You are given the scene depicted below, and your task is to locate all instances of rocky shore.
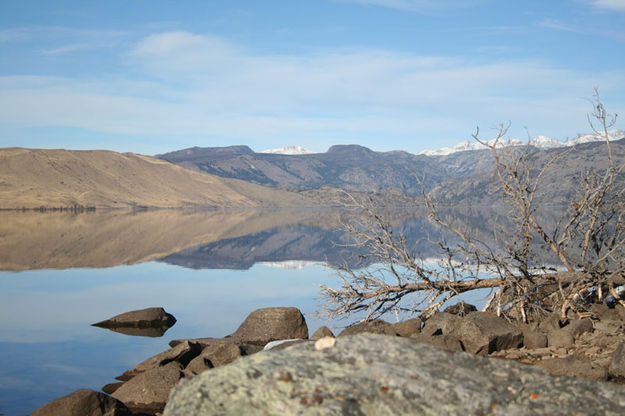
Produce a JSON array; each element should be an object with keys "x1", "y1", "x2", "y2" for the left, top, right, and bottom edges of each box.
[{"x1": 32, "y1": 302, "x2": 625, "y2": 415}]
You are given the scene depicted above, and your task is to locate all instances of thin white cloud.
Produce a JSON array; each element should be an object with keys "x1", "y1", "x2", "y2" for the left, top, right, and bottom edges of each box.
[
  {"x1": 588, "y1": 0, "x2": 625, "y2": 11},
  {"x1": 1, "y1": 31, "x2": 624, "y2": 153},
  {"x1": 538, "y1": 18, "x2": 583, "y2": 33},
  {"x1": 538, "y1": 17, "x2": 625, "y2": 41},
  {"x1": 0, "y1": 28, "x2": 32, "y2": 42},
  {"x1": 337, "y1": 0, "x2": 486, "y2": 12},
  {"x1": 40, "y1": 43, "x2": 90, "y2": 55}
]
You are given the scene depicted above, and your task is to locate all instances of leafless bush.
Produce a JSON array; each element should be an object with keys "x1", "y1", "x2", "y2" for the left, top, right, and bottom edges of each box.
[{"x1": 321, "y1": 89, "x2": 625, "y2": 323}]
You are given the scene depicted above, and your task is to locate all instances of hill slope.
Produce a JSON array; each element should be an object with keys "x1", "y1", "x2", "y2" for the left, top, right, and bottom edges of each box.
[
  {"x1": 0, "y1": 148, "x2": 311, "y2": 209},
  {"x1": 160, "y1": 138, "x2": 625, "y2": 205}
]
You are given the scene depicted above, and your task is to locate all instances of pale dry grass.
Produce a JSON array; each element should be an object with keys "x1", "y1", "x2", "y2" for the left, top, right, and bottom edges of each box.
[{"x1": 0, "y1": 148, "x2": 311, "y2": 209}]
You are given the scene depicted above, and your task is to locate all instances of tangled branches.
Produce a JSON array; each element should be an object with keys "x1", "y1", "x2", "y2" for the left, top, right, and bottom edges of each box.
[{"x1": 321, "y1": 89, "x2": 625, "y2": 323}]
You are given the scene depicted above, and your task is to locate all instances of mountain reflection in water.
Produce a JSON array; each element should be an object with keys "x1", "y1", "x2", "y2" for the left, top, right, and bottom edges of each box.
[{"x1": 0, "y1": 207, "x2": 567, "y2": 272}]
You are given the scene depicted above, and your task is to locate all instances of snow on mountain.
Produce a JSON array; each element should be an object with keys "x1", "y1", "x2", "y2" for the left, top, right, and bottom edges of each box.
[
  {"x1": 418, "y1": 138, "x2": 523, "y2": 156},
  {"x1": 419, "y1": 129, "x2": 624, "y2": 156},
  {"x1": 258, "y1": 260, "x2": 318, "y2": 270},
  {"x1": 260, "y1": 146, "x2": 315, "y2": 155},
  {"x1": 564, "y1": 129, "x2": 625, "y2": 146}
]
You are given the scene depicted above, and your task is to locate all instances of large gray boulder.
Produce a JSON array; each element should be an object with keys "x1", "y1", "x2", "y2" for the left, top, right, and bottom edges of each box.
[
  {"x1": 32, "y1": 389, "x2": 131, "y2": 416},
  {"x1": 164, "y1": 334, "x2": 625, "y2": 416},
  {"x1": 92, "y1": 307, "x2": 176, "y2": 328},
  {"x1": 227, "y1": 307, "x2": 309, "y2": 346}
]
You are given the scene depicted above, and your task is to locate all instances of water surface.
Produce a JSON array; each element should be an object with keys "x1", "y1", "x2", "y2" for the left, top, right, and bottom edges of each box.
[{"x1": 0, "y1": 207, "x2": 513, "y2": 415}]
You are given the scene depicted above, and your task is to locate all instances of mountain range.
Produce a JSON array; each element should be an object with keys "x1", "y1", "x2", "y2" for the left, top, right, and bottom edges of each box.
[
  {"x1": 158, "y1": 130, "x2": 625, "y2": 204},
  {"x1": 2, "y1": 129, "x2": 623, "y2": 210}
]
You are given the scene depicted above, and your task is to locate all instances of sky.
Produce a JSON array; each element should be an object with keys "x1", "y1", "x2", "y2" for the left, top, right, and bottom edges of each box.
[{"x1": 0, "y1": 0, "x2": 624, "y2": 155}]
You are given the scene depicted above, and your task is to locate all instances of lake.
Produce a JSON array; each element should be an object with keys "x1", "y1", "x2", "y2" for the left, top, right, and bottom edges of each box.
[{"x1": 0, "y1": 208, "x2": 497, "y2": 415}]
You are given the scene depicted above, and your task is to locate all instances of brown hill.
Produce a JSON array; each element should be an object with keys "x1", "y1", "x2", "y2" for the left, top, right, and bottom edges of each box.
[{"x1": 0, "y1": 148, "x2": 311, "y2": 209}]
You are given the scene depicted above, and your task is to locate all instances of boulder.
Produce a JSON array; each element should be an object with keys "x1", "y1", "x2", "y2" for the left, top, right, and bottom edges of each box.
[
  {"x1": 565, "y1": 318, "x2": 594, "y2": 339},
  {"x1": 32, "y1": 389, "x2": 131, "y2": 416},
  {"x1": 228, "y1": 307, "x2": 309, "y2": 346},
  {"x1": 538, "y1": 313, "x2": 568, "y2": 332},
  {"x1": 185, "y1": 353, "x2": 213, "y2": 375},
  {"x1": 521, "y1": 327, "x2": 548, "y2": 349},
  {"x1": 421, "y1": 312, "x2": 463, "y2": 336},
  {"x1": 163, "y1": 334, "x2": 625, "y2": 415},
  {"x1": 547, "y1": 329, "x2": 575, "y2": 349},
  {"x1": 112, "y1": 361, "x2": 184, "y2": 414},
  {"x1": 338, "y1": 319, "x2": 397, "y2": 337},
  {"x1": 444, "y1": 301, "x2": 477, "y2": 317},
  {"x1": 455, "y1": 312, "x2": 523, "y2": 355},
  {"x1": 310, "y1": 326, "x2": 335, "y2": 340},
  {"x1": 101, "y1": 382, "x2": 124, "y2": 395},
  {"x1": 537, "y1": 355, "x2": 608, "y2": 381},
  {"x1": 392, "y1": 318, "x2": 421, "y2": 337},
  {"x1": 116, "y1": 340, "x2": 201, "y2": 380},
  {"x1": 410, "y1": 332, "x2": 464, "y2": 352},
  {"x1": 608, "y1": 341, "x2": 625, "y2": 381},
  {"x1": 92, "y1": 307, "x2": 176, "y2": 328},
  {"x1": 186, "y1": 342, "x2": 244, "y2": 375}
]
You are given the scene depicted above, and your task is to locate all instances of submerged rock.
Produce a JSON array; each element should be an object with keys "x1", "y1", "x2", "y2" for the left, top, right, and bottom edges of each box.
[
  {"x1": 97, "y1": 325, "x2": 171, "y2": 337},
  {"x1": 164, "y1": 334, "x2": 625, "y2": 415},
  {"x1": 92, "y1": 307, "x2": 176, "y2": 329}
]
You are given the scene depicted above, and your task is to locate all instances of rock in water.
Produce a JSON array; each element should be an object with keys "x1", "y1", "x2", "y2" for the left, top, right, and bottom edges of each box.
[
  {"x1": 164, "y1": 334, "x2": 625, "y2": 416},
  {"x1": 32, "y1": 389, "x2": 131, "y2": 416},
  {"x1": 92, "y1": 307, "x2": 176, "y2": 329},
  {"x1": 227, "y1": 307, "x2": 308, "y2": 346}
]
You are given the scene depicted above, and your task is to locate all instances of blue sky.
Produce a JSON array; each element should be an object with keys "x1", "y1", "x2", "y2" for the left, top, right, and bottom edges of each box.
[{"x1": 0, "y1": 0, "x2": 624, "y2": 154}]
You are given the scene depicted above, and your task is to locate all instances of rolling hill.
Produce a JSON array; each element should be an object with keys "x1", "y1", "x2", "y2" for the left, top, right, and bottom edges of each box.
[{"x1": 0, "y1": 148, "x2": 312, "y2": 209}]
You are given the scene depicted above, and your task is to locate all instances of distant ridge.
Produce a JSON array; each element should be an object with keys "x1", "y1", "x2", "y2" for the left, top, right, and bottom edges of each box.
[{"x1": 418, "y1": 129, "x2": 625, "y2": 156}]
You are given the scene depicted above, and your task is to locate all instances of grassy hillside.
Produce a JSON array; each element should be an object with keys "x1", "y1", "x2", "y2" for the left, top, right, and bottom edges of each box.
[{"x1": 0, "y1": 148, "x2": 311, "y2": 209}]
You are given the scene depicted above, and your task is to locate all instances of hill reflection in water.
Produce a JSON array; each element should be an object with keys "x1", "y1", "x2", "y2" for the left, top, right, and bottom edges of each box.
[{"x1": 0, "y1": 206, "x2": 567, "y2": 272}]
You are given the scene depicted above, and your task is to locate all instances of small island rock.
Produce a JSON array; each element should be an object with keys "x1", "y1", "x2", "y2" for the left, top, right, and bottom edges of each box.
[{"x1": 92, "y1": 307, "x2": 176, "y2": 328}]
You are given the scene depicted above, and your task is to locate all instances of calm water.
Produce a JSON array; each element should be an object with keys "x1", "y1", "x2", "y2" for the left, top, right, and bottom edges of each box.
[{"x1": 0, "y1": 208, "x2": 497, "y2": 415}]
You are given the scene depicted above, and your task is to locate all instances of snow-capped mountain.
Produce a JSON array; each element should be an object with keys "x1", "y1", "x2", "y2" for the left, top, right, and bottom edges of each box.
[
  {"x1": 564, "y1": 130, "x2": 625, "y2": 146},
  {"x1": 419, "y1": 129, "x2": 624, "y2": 156},
  {"x1": 260, "y1": 145, "x2": 315, "y2": 155}
]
